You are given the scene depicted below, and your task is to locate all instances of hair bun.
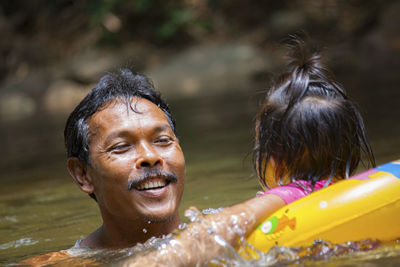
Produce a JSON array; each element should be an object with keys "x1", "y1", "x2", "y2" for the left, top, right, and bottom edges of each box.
[{"x1": 277, "y1": 36, "x2": 347, "y2": 107}]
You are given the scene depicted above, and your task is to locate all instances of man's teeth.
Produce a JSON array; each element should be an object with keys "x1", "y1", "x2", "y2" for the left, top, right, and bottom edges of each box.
[{"x1": 137, "y1": 181, "x2": 166, "y2": 190}]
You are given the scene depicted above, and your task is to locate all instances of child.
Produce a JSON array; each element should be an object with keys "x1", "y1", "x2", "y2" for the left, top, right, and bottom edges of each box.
[{"x1": 254, "y1": 38, "x2": 375, "y2": 203}]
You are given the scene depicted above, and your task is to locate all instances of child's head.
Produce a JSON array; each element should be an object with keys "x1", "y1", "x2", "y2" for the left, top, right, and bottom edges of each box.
[{"x1": 254, "y1": 39, "x2": 375, "y2": 190}]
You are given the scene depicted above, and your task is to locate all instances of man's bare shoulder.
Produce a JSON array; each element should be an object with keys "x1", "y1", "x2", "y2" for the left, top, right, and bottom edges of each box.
[
  {"x1": 18, "y1": 250, "x2": 71, "y2": 266},
  {"x1": 18, "y1": 250, "x2": 100, "y2": 266}
]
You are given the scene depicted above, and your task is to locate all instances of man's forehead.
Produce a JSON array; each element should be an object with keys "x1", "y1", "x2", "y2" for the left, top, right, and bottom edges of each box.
[{"x1": 89, "y1": 97, "x2": 170, "y2": 130}]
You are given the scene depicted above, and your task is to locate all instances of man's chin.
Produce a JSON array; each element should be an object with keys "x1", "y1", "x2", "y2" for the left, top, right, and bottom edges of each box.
[
  {"x1": 146, "y1": 213, "x2": 177, "y2": 223},
  {"x1": 141, "y1": 201, "x2": 180, "y2": 224}
]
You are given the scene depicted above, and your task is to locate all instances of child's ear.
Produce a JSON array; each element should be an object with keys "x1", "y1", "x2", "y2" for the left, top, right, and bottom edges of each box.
[{"x1": 67, "y1": 158, "x2": 94, "y2": 194}]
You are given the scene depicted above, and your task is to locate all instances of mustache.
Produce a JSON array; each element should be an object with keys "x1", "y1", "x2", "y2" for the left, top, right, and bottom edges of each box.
[{"x1": 127, "y1": 169, "x2": 178, "y2": 191}]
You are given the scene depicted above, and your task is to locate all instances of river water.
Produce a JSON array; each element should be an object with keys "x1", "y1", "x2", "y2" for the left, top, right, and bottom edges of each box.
[{"x1": 0, "y1": 73, "x2": 399, "y2": 265}]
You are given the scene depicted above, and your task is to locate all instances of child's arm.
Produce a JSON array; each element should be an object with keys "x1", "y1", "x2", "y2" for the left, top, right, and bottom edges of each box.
[{"x1": 122, "y1": 194, "x2": 285, "y2": 266}]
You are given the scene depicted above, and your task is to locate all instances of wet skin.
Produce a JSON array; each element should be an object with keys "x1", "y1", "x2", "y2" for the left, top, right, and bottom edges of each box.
[{"x1": 68, "y1": 97, "x2": 185, "y2": 247}]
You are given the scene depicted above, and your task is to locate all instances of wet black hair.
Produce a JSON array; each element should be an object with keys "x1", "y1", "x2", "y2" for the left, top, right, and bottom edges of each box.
[
  {"x1": 64, "y1": 69, "x2": 176, "y2": 200},
  {"x1": 254, "y1": 38, "x2": 375, "y2": 190}
]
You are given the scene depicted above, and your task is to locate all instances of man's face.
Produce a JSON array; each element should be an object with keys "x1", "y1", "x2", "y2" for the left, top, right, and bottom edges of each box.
[{"x1": 86, "y1": 97, "x2": 185, "y2": 223}]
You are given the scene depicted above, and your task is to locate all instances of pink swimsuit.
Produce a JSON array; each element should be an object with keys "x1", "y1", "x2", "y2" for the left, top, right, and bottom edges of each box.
[{"x1": 262, "y1": 180, "x2": 332, "y2": 204}]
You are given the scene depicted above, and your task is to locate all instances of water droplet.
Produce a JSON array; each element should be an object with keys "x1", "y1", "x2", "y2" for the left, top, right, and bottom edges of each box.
[
  {"x1": 143, "y1": 228, "x2": 147, "y2": 233},
  {"x1": 178, "y1": 223, "x2": 187, "y2": 230}
]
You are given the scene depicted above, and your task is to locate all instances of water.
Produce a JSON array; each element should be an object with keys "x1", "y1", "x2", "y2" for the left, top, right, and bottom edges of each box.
[{"x1": 1, "y1": 83, "x2": 400, "y2": 265}]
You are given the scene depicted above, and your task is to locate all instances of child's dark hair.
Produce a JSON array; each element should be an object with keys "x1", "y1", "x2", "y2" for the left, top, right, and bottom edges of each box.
[{"x1": 254, "y1": 38, "x2": 375, "y2": 190}]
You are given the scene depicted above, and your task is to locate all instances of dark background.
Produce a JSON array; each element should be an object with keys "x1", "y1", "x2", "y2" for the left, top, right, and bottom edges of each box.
[{"x1": 1, "y1": 0, "x2": 399, "y2": 182}]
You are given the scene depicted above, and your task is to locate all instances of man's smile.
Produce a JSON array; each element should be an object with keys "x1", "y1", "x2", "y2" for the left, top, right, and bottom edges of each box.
[
  {"x1": 135, "y1": 178, "x2": 169, "y2": 191},
  {"x1": 128, "y1": 170, "x2": 178, "y2": 192}
]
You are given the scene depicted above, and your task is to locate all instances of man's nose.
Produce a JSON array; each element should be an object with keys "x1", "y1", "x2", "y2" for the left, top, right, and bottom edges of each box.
[{"x1": 135, "y1": 141, "x2": 163, "y2": 168}]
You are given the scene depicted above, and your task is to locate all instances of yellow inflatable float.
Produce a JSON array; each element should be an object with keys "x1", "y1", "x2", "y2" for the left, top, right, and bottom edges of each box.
[{"x1": 246, "y1": 159, "x2": 400, "y2": 254}]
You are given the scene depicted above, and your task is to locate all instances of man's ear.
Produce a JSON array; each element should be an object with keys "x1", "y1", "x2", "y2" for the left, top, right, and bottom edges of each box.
[{"x1": 67, "y1": 158, "x2": 94, "y2": 194}]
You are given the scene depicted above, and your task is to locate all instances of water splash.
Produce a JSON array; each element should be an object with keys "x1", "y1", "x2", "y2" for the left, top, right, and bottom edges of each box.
[
  {"x1": 238, "y1": 238, "x2": 400, "y2": 266},
  {"x1": 26, "y1": 207, "x2": 399, "y2": 266},
  {"x1": 113, "y1": 207, "x2": 400, "y2": 266},
  {"x1": 0, "y1": 238, "x2": 39, "y2": 250},
  {"x1": 54, "y1": 237, "x2": 399, "y2": 266}
]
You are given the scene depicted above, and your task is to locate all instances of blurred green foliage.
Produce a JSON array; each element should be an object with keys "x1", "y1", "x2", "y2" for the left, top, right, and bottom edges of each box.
[
  {"x1": 82, "y1": 0, "x2": 209, "y2": 43},
  {"x1": 156, "y1": 8, "x2": 194, "y2": 40},
  {"x1": 0, "y1": 0, "x2": 396, "y2": 82},
  {"x1": 87, "y1": 0, "x2": 123, "y2": 26},
  {"x1": 2, "y1": 0, "x2": 392, "y2": 46}
]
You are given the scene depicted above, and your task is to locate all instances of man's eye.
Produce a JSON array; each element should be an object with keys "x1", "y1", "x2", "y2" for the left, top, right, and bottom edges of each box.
[
  {"x1": 155, "y1": 137, "x2": 173, "y2": 144},
  {"x1": 109, "y1": 143, "x2": 130, "y2": 152}
]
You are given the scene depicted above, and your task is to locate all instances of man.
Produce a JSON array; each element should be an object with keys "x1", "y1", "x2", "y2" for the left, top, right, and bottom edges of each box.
[
  {"x1": 20, "y1": 69, "x2": 188, "y2": 265},
  {"x1": 64, "y1": 69, "x2": 185, "y2": 248}
]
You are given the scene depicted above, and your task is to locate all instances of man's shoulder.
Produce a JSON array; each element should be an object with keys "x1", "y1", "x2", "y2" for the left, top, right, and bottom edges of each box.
[{"x1": 18, "y1": 250, "x2": 71, "y2": 266}]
